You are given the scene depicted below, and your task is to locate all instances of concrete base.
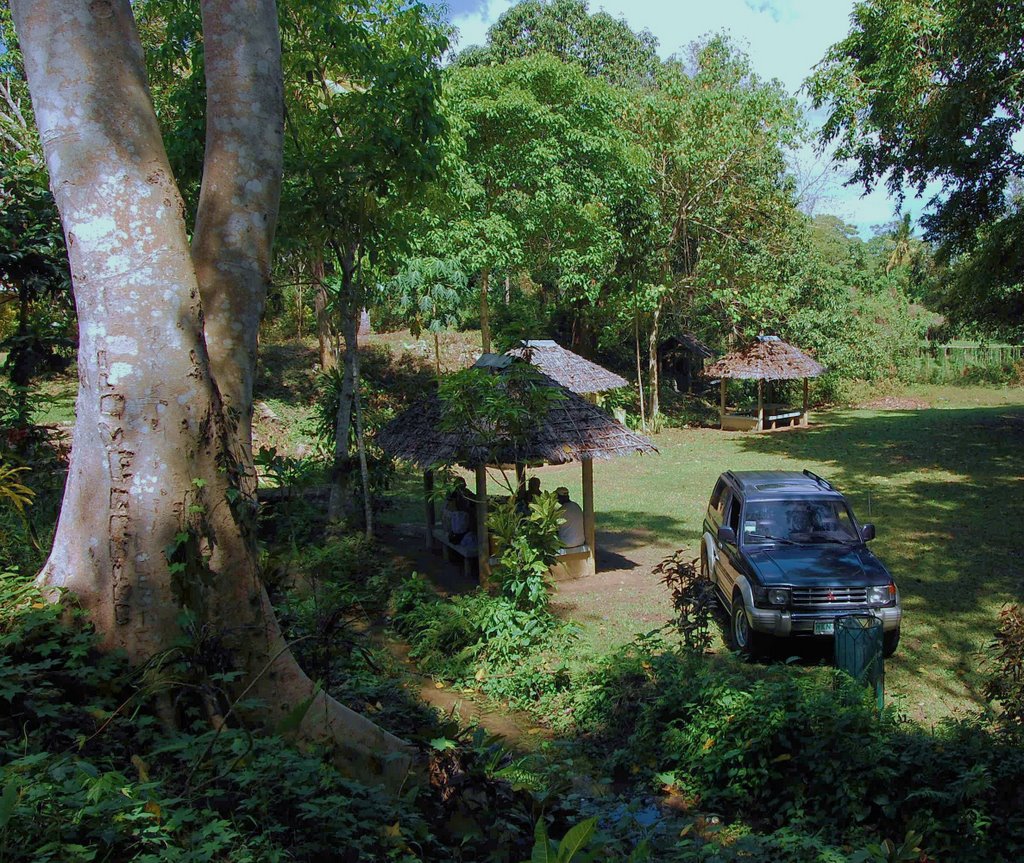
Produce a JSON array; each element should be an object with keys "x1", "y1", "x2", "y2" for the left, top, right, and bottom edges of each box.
[{"x1": 549, "y1": 546, "x2": 594, "y2": 581}]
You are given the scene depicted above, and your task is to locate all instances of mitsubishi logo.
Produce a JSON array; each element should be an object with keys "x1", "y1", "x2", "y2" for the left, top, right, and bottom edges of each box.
[{"x1": 826, "y1": 590, "x2": 835, "y2": 601}]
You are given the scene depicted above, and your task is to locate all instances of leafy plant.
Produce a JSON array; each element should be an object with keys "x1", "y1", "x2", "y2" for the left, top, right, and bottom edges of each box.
[
  {"x1": 522, "y1": 816, "x2": 598, "y2": 863},
  {"x1": 488, "y1": 491, "x2": 564, "y2": 612},
  {"x1": 985, "y1": 604, "x2": 1024, "y2": 736},
  {"x1": 655, "y1": 550, "x2": 715, "y2": 654}
]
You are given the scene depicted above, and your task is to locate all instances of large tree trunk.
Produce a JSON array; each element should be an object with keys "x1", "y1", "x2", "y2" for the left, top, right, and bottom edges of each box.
[{"x1": 13, "y1": 0, "x2": 413, "y2": 791}]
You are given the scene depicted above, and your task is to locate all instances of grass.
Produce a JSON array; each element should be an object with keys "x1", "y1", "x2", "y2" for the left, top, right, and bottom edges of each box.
[
  {"x1": 19, "y1": 344, "x2": 1024, "y2": 725},
  {"x1": 385, "y1": 382, "x2": 1024, "y2": 725}
]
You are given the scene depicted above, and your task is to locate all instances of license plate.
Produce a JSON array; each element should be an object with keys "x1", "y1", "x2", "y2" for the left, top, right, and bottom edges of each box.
[{"x1": 814, "y1": 621, "x2": 835, "y2": 636}]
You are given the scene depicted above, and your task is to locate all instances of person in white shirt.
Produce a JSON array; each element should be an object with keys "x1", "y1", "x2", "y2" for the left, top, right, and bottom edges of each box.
[{"x1": 555, "y1": 486, "x2": 585, "y2": 548}]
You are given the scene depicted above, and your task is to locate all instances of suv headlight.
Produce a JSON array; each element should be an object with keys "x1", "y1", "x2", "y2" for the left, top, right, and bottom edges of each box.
[
  {"x1": 867, "y1": 584, "x2": 894, "y2": 605},
  {"x1": 767, "y1": 588, "x2": 790, "y2": 607}
]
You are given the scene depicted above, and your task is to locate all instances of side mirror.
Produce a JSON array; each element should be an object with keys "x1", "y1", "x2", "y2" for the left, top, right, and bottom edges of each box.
[
  {"x1": 717, "y1": 525, "x2": 737, "y2": 545},
  {"x1": 860, "y1": 523, "x2": 876, "y2": 542}
]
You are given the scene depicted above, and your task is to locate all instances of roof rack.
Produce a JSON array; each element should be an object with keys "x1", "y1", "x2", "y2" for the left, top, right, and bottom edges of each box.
[{"x1": 802, "y1": 468, "x2": 833, "y2": 490}]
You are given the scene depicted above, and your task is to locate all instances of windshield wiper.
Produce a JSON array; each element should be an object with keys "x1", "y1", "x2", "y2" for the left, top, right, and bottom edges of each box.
[{"x1": 746, "y1": 533, "x2": 800, "y2": 546}]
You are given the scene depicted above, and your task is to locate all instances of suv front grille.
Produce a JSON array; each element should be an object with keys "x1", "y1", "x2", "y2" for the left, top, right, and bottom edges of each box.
[{"x1": 791, "y1": 586, "x2": 868, "y2": 607}]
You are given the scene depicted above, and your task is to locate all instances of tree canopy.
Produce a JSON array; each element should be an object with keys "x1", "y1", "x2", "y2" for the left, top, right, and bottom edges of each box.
[{"x1": 807, "y1": 0, "x2": 1024, "y2": 338}]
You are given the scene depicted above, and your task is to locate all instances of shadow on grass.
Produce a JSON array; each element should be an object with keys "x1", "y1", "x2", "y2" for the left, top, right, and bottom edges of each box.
[
  {"x1": 734, "y1": 403, "x2": 1024, "y2": 711},
  {"x1": 596, "y1": 511, "x2": 696, "y2": 551}
]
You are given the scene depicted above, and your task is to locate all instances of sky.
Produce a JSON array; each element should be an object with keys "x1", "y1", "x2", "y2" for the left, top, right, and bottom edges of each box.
[{"x1": 438, "y1": 0, "x2": 934, "y2": 236}]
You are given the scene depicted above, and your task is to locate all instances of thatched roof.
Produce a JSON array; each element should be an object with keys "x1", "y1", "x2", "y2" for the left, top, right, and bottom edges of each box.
[
  {"x1": 704, "y1": 336, "x2": 825, "y2": 381},
  {"x1": 505, "y1": 340, "x2": 628, "y2": 394},
  {"x1": 378, "y1": 355, "x2": 655, "y2": 469},
  {"x1": 661, "y1": 333, "x2": 715, "y2": 359}
]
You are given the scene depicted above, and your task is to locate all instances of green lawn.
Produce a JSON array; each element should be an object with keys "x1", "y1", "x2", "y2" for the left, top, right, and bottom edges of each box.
[
  {"x1": 27, "y1": 360, "x2": 1024, "y2": 723},
  {"x1": 386, "y1": 383, "x2": 1024, "y2": 724}
]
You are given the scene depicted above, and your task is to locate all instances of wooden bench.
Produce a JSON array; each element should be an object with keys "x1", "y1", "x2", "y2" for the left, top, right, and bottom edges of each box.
[{"x1": 432, "y1": 528, "x2": 478, "y2": 579}]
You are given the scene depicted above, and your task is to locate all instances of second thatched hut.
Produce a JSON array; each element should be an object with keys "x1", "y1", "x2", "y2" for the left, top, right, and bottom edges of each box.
[{"x1": 704, "y1": 335, "x2": 825, "y2": 431}]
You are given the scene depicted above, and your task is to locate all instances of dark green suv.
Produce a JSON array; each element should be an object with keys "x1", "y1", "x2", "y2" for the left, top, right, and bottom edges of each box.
[{"x1": 701, "y1": 469, "x2": 901, "y2": 657}]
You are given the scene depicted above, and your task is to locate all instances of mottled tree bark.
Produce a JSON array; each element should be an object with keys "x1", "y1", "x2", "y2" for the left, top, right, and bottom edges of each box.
[{"x1": 13, "y1": 0, "x2": 413, "y2": 790}]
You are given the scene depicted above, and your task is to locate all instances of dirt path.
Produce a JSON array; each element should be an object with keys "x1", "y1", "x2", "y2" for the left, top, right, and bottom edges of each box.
[
  {"x1": 376, "y1": 524, "x2": 553, "y2": 747},
  {"x1": 379, "y1": 521, "x2": 681, "y2": 660}
]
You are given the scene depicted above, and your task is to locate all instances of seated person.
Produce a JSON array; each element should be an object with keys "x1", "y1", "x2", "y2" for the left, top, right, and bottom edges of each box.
[
  {"x1": 519, "y1": 476, "x2": 542, "y2": 513},
  {"x1": 457, "y1": 529, "x2": 478, "y2": 557},
  {"x1": 555, "y1": 486, "x2": 585, "y2": 548},
  {"x1": 443, "y1": 477, "x2": 471, "y2": 542}
]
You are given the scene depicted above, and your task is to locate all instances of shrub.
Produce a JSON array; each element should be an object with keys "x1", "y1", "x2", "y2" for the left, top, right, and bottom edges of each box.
[
  {"x1": 487, "y1": 491, "x2": 563, "y2": 613},
  {"x1": 985, "y1": 604, "x2": 1024, "y2": 736}
]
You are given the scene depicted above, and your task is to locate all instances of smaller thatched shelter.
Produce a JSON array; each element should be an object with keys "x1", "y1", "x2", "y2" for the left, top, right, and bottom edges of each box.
[
  {"x1": 660, "y1": 333, "x2": 715, "y2": 393},
  {"x1": 379, "y1": 354, "x2": 654, "y2": 582},
  {"x1": 704, "y1": 335, "x2": 825, "y2": 431},
  {"x1": 506, "y1": 340, "x2": 627, "y2": 395}
]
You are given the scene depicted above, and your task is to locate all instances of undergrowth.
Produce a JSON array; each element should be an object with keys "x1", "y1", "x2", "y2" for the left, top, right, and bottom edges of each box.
[{"x1": 389, "y1": 563, "x2": 1024, "y2": 861}]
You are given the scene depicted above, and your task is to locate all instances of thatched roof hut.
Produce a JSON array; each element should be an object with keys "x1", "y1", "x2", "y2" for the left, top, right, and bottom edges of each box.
[
  {"x1": 378, "y1": 354, "x2": 653, "y2": 469},
  {"x1": 379, "y1": 354, "x2": 654, "y2": 583},
  {"x1": 505, "y1": 339, "x2": 628, "y2": 394},
  {"x1": 704, "y1": 336, "x2": 824, "y2": 432},
  {"x1": 704, "y1": 335, "x2": 825, "y2": 381}
]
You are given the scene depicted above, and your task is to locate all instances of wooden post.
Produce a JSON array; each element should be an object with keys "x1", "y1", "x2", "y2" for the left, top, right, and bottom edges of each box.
[
  {"x1": 756, "y1": 379, "x2": 764, "y2": 432},
  {"x1": 515, "y1": 462, "x2": 526, "y2": 496},
  {"x1": 582, "y1": 457, "x2": 596, "y2": 577},
  {"x1": 719, "y1": 378, "x2": 726, "y2": 430},
  {"x1": 802, "y1": 378, "x2": 809, "y2": 427},
  {"x1": 424, "y1": 469, "x2": 437, "y2": 551},
  {"x1": 475, "y1": 465, "x2": 491, "y2": 587}
]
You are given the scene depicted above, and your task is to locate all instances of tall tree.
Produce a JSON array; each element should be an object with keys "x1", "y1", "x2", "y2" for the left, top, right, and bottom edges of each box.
[
  {"x1": 11, "y1": 0, "x2": 412, "y2": 787},
  {"x1": 458, "y1": 0, "x2": 660, "y2": 89},
  {"x1": 807, "y1": 0, "x2": 1024, "y2": 337},
  {"x1": 421, "y1": 54, "x2": 639, "y2": 352},
  {"x1": 275, "y1": 0, "x2": 447, "y2": 527},
  {"x1": 629, "y1": 36, "x2": 801, "y2": 418}
]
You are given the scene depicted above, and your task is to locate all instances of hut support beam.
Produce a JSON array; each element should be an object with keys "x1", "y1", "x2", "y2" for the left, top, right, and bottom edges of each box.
[
  {"x1": 757, "y1": 379, "x2": 764, "y2": 432},
  {"x1": 719, "y1": 378, "x2": 726, "y2": 430},
  {"x1": 423, "y1": 469, "x2": 437, "y2": 551},
  {"x1": 475, "y1": 465, "x2": 491, "y2": 588},
  {"x1": 582, "y1": 458, "x2": 596, "y2": 577},
  {"x1": 802, "y1": 379, "x2": 809, "y2": 427}
]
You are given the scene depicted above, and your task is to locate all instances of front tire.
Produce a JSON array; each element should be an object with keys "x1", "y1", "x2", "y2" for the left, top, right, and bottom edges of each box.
[
  {"x1": 883, "y1": 627, "x2": 900, "y2": 658},
  {"x1": 730, "y1": 595, "x2": 766, "y2": 658}
]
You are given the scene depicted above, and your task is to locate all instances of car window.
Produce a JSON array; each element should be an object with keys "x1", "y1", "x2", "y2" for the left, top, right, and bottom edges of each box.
[
  {"x1": 710, "y1": 478, "x2": 725, "y2": 512},
  {"x1": 727, "y1": 496, "x2": 741, "y2": 533},
  {"x1": 743, "y1": 497, "x2": 859, "y2": 544}
]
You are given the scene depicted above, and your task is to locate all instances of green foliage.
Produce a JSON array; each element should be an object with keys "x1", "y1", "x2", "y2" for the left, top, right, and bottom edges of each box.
[
  {"x1": 807, "y1": 0, "x2": 1024, "y2": 339},
  {"x1": 985, "y1": 604, "x2": 1024, "y2": 737},
  {"x1": 411, "y1": 52, "x2": 644, "y2": 324},
  {"x1": 522, "y1": 816, "x2": 599, "y2": 863},
  {"x1": 437, "y1": 363, "x2": 566, "y2": 466},
  {"x1": 488, "y1": 491, "x2": 563, "y2": 612},
  {"x1": 377, "y1": 256, "x2": 470, "y2": 342},
  {"x1": 0, "y1": 571, "x2": 447, "y2": 862},
  {"x1": 463, "y1": 0, "x2": 660, "y2": 89},
  {"x1": 655, "y1": 551, "x2": 714, "y2": 654},
  {"x1": 311, "y1": 364, "x2": 398, "y2": 520}
]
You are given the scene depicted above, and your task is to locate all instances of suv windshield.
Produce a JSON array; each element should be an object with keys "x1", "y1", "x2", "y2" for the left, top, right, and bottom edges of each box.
[{"x1": 742, "y1": 497, "x2": 859, "y2": 545}]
